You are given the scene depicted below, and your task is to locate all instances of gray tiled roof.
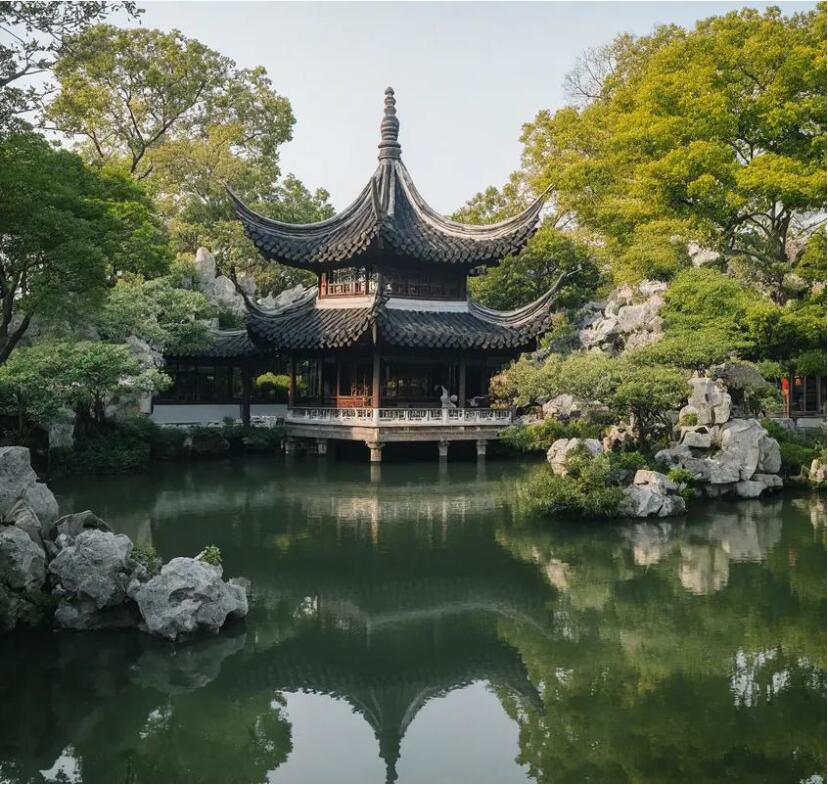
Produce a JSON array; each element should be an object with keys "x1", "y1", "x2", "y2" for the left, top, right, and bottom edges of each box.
[
  {"x1": 245, "y1": 285, "x2": 560, "y2": 352},
  {"x1": 168, "y1": 330, "x2": 259, "y2": 359},
  {"x1": 228, "y1": 89, "x2": 547, "y2": 272}
]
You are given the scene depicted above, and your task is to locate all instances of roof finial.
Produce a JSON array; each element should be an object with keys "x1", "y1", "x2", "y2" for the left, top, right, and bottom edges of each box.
[{"x1": 378, "y1": 86, "x2": 401, "y2": 161}]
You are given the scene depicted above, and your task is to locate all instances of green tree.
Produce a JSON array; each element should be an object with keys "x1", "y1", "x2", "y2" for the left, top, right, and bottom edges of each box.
[
  {"x1": 0, "y1": 132, "x2": 169, "y2": 362},
  {"x1": 46, "y1": 23, "x2": 333, "y2": 296},
  {"x1": 518, "y1": 6, "x2": 826, "y2": 295},
  {"x1": 0, "y1": 1, "x2": 139, "y2": 132}
]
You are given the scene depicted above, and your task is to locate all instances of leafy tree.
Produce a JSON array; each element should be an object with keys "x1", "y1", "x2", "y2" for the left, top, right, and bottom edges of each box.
[
  {"x1": 0, "y1": 340, "x2": 168, "y2": 435},
  {"x1": 0, "y1": 1, "x2": 139, "y2": 132},
  {"x1": 518, "y1": 6, "x2": 826, "y2": 295},
  {"x1": 454, "y1": 179, "x2": 601, "y2": 310},
  {"x1": 612, "y1": 363, "x2": 686, "y2": 447},
  {"x1": 95, "y1": 263, "x2": 215, "y2": 355},
  {"x1": 0, "y1": 132, "x2": 169, "y2": 362},
  {"x1": 46, "y1": 23, "x2": 333, "y2": 296}
]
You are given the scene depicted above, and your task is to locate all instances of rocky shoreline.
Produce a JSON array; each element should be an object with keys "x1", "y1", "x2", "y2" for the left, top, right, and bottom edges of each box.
[{"x1": 0, "y1": 446, "x2": 248, "y2": 638}]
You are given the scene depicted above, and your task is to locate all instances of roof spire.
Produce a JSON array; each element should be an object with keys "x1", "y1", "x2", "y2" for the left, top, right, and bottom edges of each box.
[{"x1": 378, "y1": 86, "x2": 401, "y2": 161}]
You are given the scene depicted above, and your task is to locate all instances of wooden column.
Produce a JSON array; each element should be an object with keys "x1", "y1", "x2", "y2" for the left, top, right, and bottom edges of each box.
[
  {"x1": 335, "y1": 359, "x2": 341, "y2": 403},
  {"x1": 241, "y1": 364, "x2": 251, "y2": 426},
  {"x1": 372, "y1": 351, "x2": 381, "y2": 409},
  {"x1": 317, "y1": 359, "x2": 324, "y2": 404},
  {"x1": 288, "y1": 354, "x2": 296, "y2": 408},
  {"x1": 458, "y1": 358, "x2": 466, "y2": 409}
]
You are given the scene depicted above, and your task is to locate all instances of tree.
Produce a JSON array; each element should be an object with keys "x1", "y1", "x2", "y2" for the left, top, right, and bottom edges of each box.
[
  {"x1": 95, "y1": 263, "x2": 215, "y2": 355},
  {"x1": 454, "y1": 179, "x2": 601, "y2": 310},
  {"x1": 0, "y1": 340, "x2": 168, "y2": 436},
  {"x1": 0, "y1": 1, "x2": 139, "y2": 132},
  {"x1": 0, "y1": 132, "x2": 169, "y2": 362},
  {"x1": 46, "y1": 23, "x2": 333, "y2": 296},
  {"x1": 518, "y1": 6, "x2": 826, "y2": 295}
]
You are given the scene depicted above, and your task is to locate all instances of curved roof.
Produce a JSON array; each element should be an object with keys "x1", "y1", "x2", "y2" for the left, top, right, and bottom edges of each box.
[
  {"x1": 229, "y1": 87, "x2": 547, "y2": 271},
  {"x1": 246, "y1": 282, "x2": 563, "y2": 351}
]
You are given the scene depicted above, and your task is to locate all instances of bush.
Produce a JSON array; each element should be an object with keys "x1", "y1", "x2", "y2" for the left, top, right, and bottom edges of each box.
[
  {"x1": 520, "y1": 450, "x2": 625, "y2": 518},
  {"x1": 609, "y1": 451, "x2": 650, "y2": 472},
  {"x1": 501, "y1": 417, "x2": 603, "y2": 453},
  {"x1": 132, "y1": 543, "x2": 162, "y2": 575},
  {"x1": 678, "y1": 412, "x2": 698, "y2": 427},
  {"x1": 198, "y1": 545, "x2": 222, "y2": 566},
  {"x1": 63, "y1": 422, "x2": 152, "y2": 475},
  {"x1": 761, "y1": 419, "x2": 824, "y2": 477}
]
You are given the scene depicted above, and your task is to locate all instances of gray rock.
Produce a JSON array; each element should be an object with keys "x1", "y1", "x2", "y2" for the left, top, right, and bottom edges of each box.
[
  {"x1": 0, "y1": 525, "x2": 46, "y2": 593},
  {"x1": 809, "y1": 458, "x2": 826, "y2": 485},
  {"x1": 655, "y1": 445, "x2": 693, "y2": 466},
  {"x1": 542, "y1": 393, "x2": 579, "y2": 419},
  {"x1": 752, "y1": 473, "x2": 784, "y2": 492},
  {"x1": 48, "y1": 510, "x2": 112, "y2": 543},
  {"x1": 680, "y1": 425, "x2": 713, "y2": 449},
  {"x1": 683, "y1": 376, "x2": 732, "y2": 426},
  {"x1": 0, "y1": 582, "x2": 42, "y2": 633},
  {"x1": 719, "y1": 419, "x2": 767, "y2": 480},
  {"x1": 54, "y1": 595, "x2": 140, "y2": 631},
  {"x1": 620, "y1": 483, "x2": 686, "y2": 518},
  {"x1": 0, "y1": 446, "x2": 58, "y2": 528},
  {"x1": 49, "y1": 529, "x2": 133, "y2": 610},
  {"x1": 602, "y1": 424, "x2": 636, "y2": 453},
  {"x1": 633, "y1": 469, "x2": 678, "y2": 494},
  {"x1": 735, "y1": 480, "x2": 765, "y2": 499},
  {"x1": 757, "y1": 434, "x2": 782, "y2": 474},
  {"x1": 546, "y1": 438, "x2": 603, "y2": 476},
  {"x1": 4, "y1": 499, "x2": 42, "y2": 547},
  {"x1": 132, "y1": 557, "x2": 248, "y2": 641}
]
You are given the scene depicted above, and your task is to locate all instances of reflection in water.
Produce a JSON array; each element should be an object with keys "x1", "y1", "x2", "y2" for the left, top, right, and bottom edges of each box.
[{"x1": 0, "y1": 458, "x2": 823, "y2": 783}]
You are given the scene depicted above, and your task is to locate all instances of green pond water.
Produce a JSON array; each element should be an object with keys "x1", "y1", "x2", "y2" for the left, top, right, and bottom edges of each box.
[{"x1": 0, "y1": 457, "x2": 825, "y2": 784}]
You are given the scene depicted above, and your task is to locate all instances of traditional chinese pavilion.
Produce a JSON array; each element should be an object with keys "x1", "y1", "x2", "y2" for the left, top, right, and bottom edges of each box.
[{"x1": 212, "y1": 88, "x2": 564, "y2": 460}]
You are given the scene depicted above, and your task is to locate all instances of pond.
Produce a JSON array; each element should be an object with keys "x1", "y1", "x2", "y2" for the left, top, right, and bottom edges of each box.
[{"x1": 0, "y1": 457, "x2": 825, "y2": 783}]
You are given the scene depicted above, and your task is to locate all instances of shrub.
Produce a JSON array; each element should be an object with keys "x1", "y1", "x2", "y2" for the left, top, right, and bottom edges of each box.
[
  {"x1": 198, "y1": 545, "x2": 222, "y2": 566},
  {"x1": 65, "y1": 422, "x2": 152, "y2": 475},
  {"x1": 761, "y1": 420, "x2": 824, "y2": 477},
  {"x1": 132, "y1": 543, "x2": 162, "y2": 575},
  {"x1": 520, "y1": 451, "x2": 625, "y2": 518},
  {"x1": 501, "y1": 417, "x2": 603, "y2": 453},
  {"x1": 678, "y1": 413, "x2": 698, "y2": 427},
  {"x1": 610, "y1": 451, "x2": 649, "y2": 472}
]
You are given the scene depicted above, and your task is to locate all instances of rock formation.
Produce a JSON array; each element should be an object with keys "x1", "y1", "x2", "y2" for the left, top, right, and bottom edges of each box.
[
  {"x1": 0, "y1": 447, "x2": 248, "y2": 639},
  {"x1": 546, "y1": 437, "x2": 602, "y2": 475},
  {"x1": 619, "y1": 470, "x2": 687, "y2": 519},
  {"x1": 578, "y1": 280, "x2": 665, "y2": 355}
]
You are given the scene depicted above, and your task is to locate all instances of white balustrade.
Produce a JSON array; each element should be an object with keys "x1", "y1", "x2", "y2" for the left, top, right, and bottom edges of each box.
[{"x1": 286, "y1": 407, "x2": 512, "y2": 427}]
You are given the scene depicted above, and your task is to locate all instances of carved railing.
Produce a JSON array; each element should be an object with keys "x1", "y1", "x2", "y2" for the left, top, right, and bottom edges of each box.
[{"x1": 286, "y1": 407, "x2": 513, "y2": 427}]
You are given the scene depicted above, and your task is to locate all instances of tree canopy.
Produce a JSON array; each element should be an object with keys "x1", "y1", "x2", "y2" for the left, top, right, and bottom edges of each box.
[
  {"x1": 517, "y1": 5, "x2": 826, "y2": 294},
  {"x1": 0, "y1": 132, "x2": 169, "y2": 362}
]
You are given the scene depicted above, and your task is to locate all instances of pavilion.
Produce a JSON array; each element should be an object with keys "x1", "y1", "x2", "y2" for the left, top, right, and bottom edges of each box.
[{"x1": 162, "y1": 88, "x2": 567, "y2": 460}]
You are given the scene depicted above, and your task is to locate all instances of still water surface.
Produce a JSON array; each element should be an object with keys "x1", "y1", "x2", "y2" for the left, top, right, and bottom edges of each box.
[{"x1": 1, "y1": 458, "x2": 825, "y2": 783}]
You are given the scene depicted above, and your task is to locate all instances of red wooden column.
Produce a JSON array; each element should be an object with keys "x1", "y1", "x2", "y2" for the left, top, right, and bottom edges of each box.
[{"x1": 372, "y1": 351, "x2": 381, "y2": 409}]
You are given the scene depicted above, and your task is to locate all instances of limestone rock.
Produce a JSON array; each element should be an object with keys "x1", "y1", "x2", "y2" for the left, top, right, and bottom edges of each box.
[
  {"x1": 542, "y1": 394, "x2": 579, "y2": 419},
  {"x1": 603, "y1": 424, "x2": 636, "y2": 453},
  {"x1": 0, "y1": 525, "x2": 46, "y2": 594},
  {"x1": 633, "y1": 469, "x2": 678, "y2": 494},
  {"x1": 0, "y1": 446, "x2": 58, "y2": 528},
  {"x1": 735, "y1": 480, "x2": 765, "y2": 499},
  {"x1": 757, "y1": 434, "x2": 782, "y2": 474},
  {"x1": 131, "y1": 557, "x2": 248, "y2": 641},
  {"x1": 809, "y1": 458, "x2": 826, "y2": 485},
  {"x1": 546, "y1": 438, "x2": 602, "y2": 476},
  {"x1": 49, "y1": 529, "x2": 134, "y2": 612},
  {"x1": 719, "y1": 419, "x2": 766, "y2": 480},
  {"x1": 620, "y1": 470, "x2": 686, "y2": 518},
  {"x1": 4, "y1": 499, "x2": 42, "y2": 547},
  {"x1": 48, "y1": 510, "x2": 112, "y2": 544},
  {"x1": 54, "y1": 596, "x2": 140, "y2": 631},
  {"x1": 680, "y1": 425, "x2": 713, "y2": 449},
  {"x1": 683, "y1": 376, "x2": 731, "y2": 426},
  {"x1": 0, "y1": 583, "x2": 42, "y2": 633}
]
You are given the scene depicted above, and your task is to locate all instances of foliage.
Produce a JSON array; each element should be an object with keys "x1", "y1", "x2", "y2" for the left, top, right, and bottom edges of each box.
[
  {"x1": 66, "y1": 421, "x2": 152, "y2": 475},
  {"x1": 0, "y1": 132, "x2": 169, "y2": 362},
  {"x1": 132, "y1": 542, "x2": 161, "y2": 575},
  {"x1": 46, "y1": 23, "x2": 333, "y2": 297},
  {"x1": 517, "y1": 6, "x2": 826, "y2": 296},
  {"x1": 678, "y1": 413, "x2": 698, "y2": 427},
  {"x1": 0, "y1": 340, "x2": 168, "y2": 440},
  {"x1": 610, "y1": 451, "x2": 650, "y2": 473},
  {"x1": 198, "y1": 545, "x2": 222, "y2": 567},
  {"x1": 493, "y1": 351, "x2": 685, "y2": 445},
  {"x1": 761, "y1": 419, "x2": 824, "y2": 477},
  {"x1": 95, "y1": 269, "x2": 215, "y2": 354},
  {"x1": 501, "y1": 417, "x2": 603, "y2": 453},
  {"x1": 0, "y1": 1, "x2": 140, "y2": 132},
  {"x1": 521, "y1": 449, "x2": 625, "y2": 518}
]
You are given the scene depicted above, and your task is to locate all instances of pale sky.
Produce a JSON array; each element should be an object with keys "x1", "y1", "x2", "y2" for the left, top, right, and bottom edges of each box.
[{"x1": 116, "y1": 1, "x2": 813, "y2": 213}]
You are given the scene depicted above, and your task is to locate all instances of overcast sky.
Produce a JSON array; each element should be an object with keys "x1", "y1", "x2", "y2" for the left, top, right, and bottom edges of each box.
[{"x1": 120, "y1": 1, "x2": 813, "y2": 213}]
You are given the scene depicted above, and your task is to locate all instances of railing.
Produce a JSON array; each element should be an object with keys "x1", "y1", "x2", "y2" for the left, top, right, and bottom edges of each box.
[{"x1": 286, "y1": 407, "x2": 513, "y2": 427}]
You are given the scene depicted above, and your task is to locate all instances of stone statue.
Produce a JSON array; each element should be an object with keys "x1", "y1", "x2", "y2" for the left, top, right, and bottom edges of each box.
[{"x1": 437, "y1": 385, "x2": 457, "y2": 409}]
